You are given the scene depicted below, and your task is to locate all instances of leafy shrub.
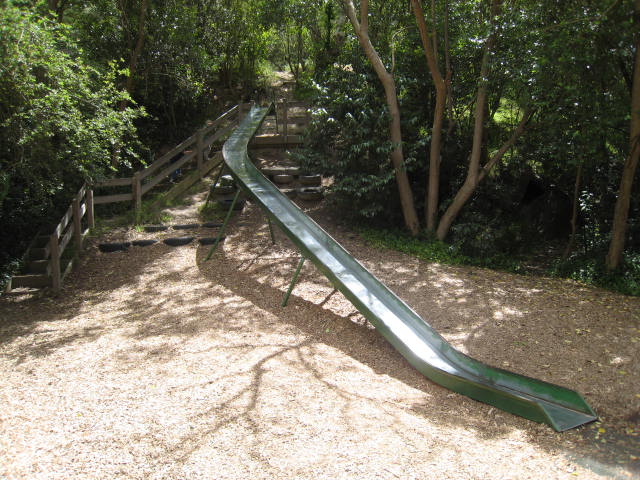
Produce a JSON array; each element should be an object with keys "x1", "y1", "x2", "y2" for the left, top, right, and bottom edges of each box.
[
  {"x1": 551, "y1": 251, "x2": 640, "y2": 297},
  {"x1": 0, "y1": 6, "x2": 143, "y2": 277}
]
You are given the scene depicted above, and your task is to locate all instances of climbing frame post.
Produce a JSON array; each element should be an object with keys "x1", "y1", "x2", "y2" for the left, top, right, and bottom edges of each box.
[
  {"x1": 282, "y1": 256, "x2": 305, "y2": 307},
  {"x1": 203, "y1": 189, "x2": 241, "y2": 261}
]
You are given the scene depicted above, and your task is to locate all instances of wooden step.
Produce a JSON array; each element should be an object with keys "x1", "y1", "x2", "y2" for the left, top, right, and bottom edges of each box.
[
  {"x1": 28, "y1": 245, "x2": 50, "y2": 261},
  {"x1": 34, "y1": 235, "x2": 50, "y2": 248},
  {"x1": 10, "y1": 274, "x2": 51, "y2": 289},
  {"x1": 28, "y1": 260, "x2": 50, "y2": 274},
  {"x1": 250, "y1": 134, "x2": 303, "y2": 147}
]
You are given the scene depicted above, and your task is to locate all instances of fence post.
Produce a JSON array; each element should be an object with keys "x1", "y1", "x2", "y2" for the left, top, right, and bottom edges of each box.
[
  {"x1": 238, "y1": 101, "x2": 245, "y2": 121},
  {"x1": 87, "y1": 188, "x2": 95, "y2": 229},
  {"x1": 50, "y1": 231, "x2": 61, "y2": 293},
  {"x1": 196, "y1": 128, "x2": 205, "y2": 172},
  {"x1": 283, "y1": 99, "x2": 288, "y2": 146},
  {"x1": 72, "y1": 195, "x2": 82, "y2": 255},
  {"x1": 132, "y1": 172, "x2": 142, "y2": 211}
]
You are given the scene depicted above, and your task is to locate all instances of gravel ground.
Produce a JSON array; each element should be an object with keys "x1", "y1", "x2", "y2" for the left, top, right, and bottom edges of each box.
[{"x1": 1, "y1": 185, "x2": 639, "y2": 480}]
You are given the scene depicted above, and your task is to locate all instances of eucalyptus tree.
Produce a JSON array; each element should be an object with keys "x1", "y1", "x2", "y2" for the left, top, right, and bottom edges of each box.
[
  {"x1": 607, "y1": 0, "x2": 640, "y2": 271},
  {"x1": 342, "y1": 0, "x2": 421, "y2": 235}
]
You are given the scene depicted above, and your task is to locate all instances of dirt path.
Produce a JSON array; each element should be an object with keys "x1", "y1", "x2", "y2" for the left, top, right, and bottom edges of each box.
[{"x1": 1, "y1": 176, "x2": 639, "y2": 479}]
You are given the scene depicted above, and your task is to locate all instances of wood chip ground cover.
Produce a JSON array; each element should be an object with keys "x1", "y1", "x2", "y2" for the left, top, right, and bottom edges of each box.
[{"x1": 1, "y1": 189, "x2": 639, "y2": 480}]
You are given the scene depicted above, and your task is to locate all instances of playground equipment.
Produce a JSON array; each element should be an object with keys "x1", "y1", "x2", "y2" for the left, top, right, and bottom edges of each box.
[{"x1": 208, "y1": 105, "x2": 597, "y2": 432}]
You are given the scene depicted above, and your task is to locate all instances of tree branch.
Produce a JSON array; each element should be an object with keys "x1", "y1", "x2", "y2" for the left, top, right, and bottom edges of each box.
[
  {"x1": 361, "y1": 0, "x2": 369, "y2": 33},
  {"x1": 342, "y1": 0, "x2": 361, "y2": 34},
  {"x1": 479, "y1": 107, "x2": 535, "y2": 182}
]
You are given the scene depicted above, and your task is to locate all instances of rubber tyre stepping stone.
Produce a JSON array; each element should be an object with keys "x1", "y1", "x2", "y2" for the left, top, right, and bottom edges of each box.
[
  {"x1": 211, "y1": 185, "x2": 235, "y2": 195},
  {"x1": 273, "y1": 174, "x2": 294, "y2": 185},
  {"x1": 144, "y1": 225, "x2": 168, "y2": 232},
  {"x1": 296, "y1": 187, "x2": 324, "y2": 201},
  {"x1": 173, "y1": 223, "x2": 200, "y2": 230},
  {"x1": 99, "y1": 242, "x2": 131, "y2": 252},
  {"x1": 217, "y1": 198, "x2": 245, "y2": 211},
  {"x1": 299, "y1": 174, "x2": 322, "y2": 186},
  {"x1": 132, "y1": 239, "x2": 158, "y2": 247},
  {"x1": 198, "y1": 237, "x2": 225, "y2": 245},
  {"x1": 280, "y1": 188, "x2": 297, "y2": 199},
  {"x1": 163, "y1": 236, "x2": 195, "y2": 247},
  {"x1": 220, "y1": 175, "x2": 235, "y2": 187}
]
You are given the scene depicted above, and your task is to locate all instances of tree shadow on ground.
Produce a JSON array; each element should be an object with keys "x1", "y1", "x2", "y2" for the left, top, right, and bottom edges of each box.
[{"x1": 0, "y1": 203, "x2": 637, "y2": 478}]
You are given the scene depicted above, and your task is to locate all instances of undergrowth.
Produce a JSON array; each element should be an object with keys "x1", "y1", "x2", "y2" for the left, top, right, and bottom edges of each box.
[
  {"x1": 550, "y1": 251, "x2": 640, "y2": 297},
  {"x1": 361, "y1": 228, "x2": 640, "y2": 297}
]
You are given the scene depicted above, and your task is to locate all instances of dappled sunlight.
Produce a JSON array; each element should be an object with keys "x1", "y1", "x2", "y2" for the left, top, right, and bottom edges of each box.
[
  {"x1": 492, "y1": 306, "x2": 525, "y2": 321},
  {"x1": 1, "y1": 190, "x2": 638, "y2": 479}
]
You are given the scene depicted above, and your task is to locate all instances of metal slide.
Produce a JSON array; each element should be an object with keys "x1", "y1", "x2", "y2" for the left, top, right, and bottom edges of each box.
[{"x1": 221, "y1": 105, "x2": 597, "y2": 432}]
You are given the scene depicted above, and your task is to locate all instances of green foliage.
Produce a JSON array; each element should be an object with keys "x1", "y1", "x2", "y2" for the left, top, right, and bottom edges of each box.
[
  {"x1": 297, "y1": 64, "x2": 396, "y2": 222},
  {"x1": 296, "y1": 18, "x2": 432, "y2": 224},
  {"x1": 361, "y1": 228, "x2": 468, "y2": 265},
  {"x1": 361, "y1": 227, "x2": 524, "y2": 272},
  {"x1": 0, "y1": 5, "x2": 143, "y2": 272},
  {"x1": 303, "y1": 0, "x2": 637, "y2": 279},
  {"x1": 551, "y1": 251, "x2": 640, "y2": 297}
]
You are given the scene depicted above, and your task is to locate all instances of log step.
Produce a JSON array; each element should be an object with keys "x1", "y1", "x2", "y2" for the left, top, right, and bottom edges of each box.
[
  {"x1": 28, "y1": 246, "x2": 50, "y2": 261},
  {"x1": 11, "y1": 274, "x2": 51, "y2": 289},
  {"x1": 250, "y1": 134, "x2": 303, "y2": 147},
  {"x1": 28, "y1": 260, "x2": 50, "y2": 274}
]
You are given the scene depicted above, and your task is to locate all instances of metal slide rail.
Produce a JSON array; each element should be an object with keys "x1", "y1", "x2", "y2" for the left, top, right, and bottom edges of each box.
[{"x1": 221, "y1": 105, "x2": 597, "y2": 432}]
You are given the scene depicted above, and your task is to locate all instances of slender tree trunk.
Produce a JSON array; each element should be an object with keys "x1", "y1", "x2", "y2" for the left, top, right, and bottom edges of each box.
[
  {"x1": 444, "y1": 0, "x2": 455, "y2": 135},
  {"x1": 435, "y1": 15, "x2": 494, "y2": 241},
  {"x1": 435, "y1": 0, "x2": 535, "y2": 241},
  {"x1": 606, "y1": 2, "x2": 640, "y2": 271},
  {"x1": 342, "y1": 0, "x2": 420, "y2": 235},
  {"x1": 411, "y1": 0, "x2": 447, "y2": 232},
  {"x1": 564, "y1": 162, "x2": 583, "y2": 259},
  {"x1": 111, "y1": 0, "x2": 148, "y2": 166},
  {"x1": 46, "y1": 0, "x2": 66, "y2": 22},
  {"x1": 118, "y1": 0, "x2": 148, "y2": 111}
]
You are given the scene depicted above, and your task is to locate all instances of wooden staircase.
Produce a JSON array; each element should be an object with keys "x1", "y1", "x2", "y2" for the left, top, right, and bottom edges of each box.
[
  {"x1": 6, "y1": 185, "x2": 93, "y2": 294},
  {"x1": 12, "y1": 235, "x2": 53, "y2": 288},
  {"x1": 250, "y1": 100, "x2": 309, "y2": 148},
  {"x1": 5, "y1": 101, "x2": 311, "y2": 295}
]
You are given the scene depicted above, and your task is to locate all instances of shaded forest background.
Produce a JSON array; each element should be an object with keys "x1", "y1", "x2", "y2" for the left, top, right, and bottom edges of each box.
[{"x1": 0, "y1": 0, "x2": 638, "y2": 295}]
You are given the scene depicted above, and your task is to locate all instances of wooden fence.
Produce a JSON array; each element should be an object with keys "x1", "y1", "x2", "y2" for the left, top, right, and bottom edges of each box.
[
  {"x1": 8, "y1": 184, "x2": 94, "y2": 293},
  {"x1": 275, "y1": 100, "x2": 311, "y2": 144},
  {"x1": 93, "y1": 104, "x2": 241, "y2": 209},
  {"x1": 92, "y1": 101, "x2": 310, "y2": 209},
  {"x1": 7, "y1": 101, "x2": 310, "y2": 294}
]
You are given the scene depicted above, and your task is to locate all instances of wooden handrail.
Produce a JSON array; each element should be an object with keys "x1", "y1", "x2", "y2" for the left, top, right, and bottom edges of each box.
[
  {"x1": 91, "y1": 101, "x2": 308, "y2": 210},
  {"x1": 43, "y1": 184, "x2": 93, "y2": 292}
]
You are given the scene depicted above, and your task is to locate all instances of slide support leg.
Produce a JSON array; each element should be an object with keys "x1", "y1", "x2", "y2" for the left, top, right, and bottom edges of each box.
[
  {"x1": 204, "y1": 189, "x2": 240, "y2": 261},
  {"x1": 282, "y1": 256, "x2": 305, "y2": 307},
  {"x1": 267, "y1": 216, "x2": 276, "y2": 245},
  {"x1": 205, "y1": 164, "x2": 226, "y2": 206}
]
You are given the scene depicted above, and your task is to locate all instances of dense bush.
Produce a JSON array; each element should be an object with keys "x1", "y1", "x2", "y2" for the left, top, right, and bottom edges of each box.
[{"x1": 0, "y1": 6, "x2": 143, "y2": 278}]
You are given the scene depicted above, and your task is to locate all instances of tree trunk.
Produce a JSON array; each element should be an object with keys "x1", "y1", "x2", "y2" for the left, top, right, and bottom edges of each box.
[
  {"x1": 435, "y1": 21, "x2": 493, "y2": 241},
  {"x1": 436, "y1": 105, "x2": 533, "y2": 240},
  {"x1": 342, "y1": 0, "x2": 420, "y2": 235},
  {"x1": 112, "y1": 0, "x2": 148, "y2": 166},
  {"x1": 563, "y1": 163, "x2": 583, "y2": 259},
  {"x1": 606, "y1": 0, "x2": 640, "y2": 272},
  {"x1": 411, "y1": 0, "x2": 448, "y2": 232},
  {"x1": 118, "y1": 0, "x2": 148, "y2": 111},
  {"x1": 47, "y1": 0, "x2": 66, "y2": 22}
]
